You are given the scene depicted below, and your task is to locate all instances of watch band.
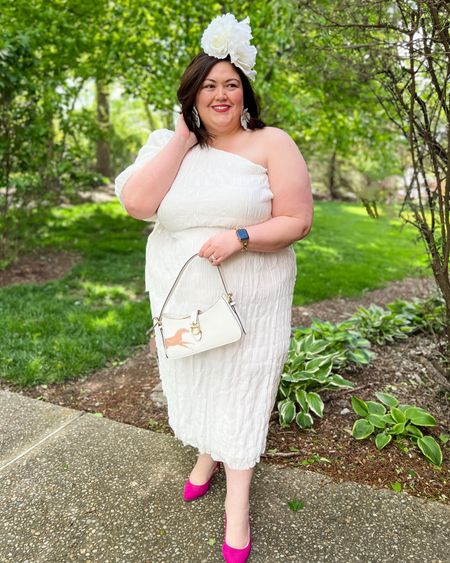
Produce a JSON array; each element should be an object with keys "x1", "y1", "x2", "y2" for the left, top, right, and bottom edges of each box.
[{"x1": 236, "y1": 228, "x2": 249, "y2": 252}]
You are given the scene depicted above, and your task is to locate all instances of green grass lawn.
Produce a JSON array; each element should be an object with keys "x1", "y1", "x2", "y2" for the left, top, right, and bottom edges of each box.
[
  {"x1": 1, "y1": 203, "x2": 151, "y2": 387},
  {"x1": 0, "y1": 200, "x2": 431, "y2": 387},
  {"x1": 294, "y1": 201, "x2": 429, "y2": 304}
]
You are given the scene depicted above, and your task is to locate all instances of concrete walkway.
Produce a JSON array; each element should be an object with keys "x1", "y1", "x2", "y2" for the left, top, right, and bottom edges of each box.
[{"x1": 1, "y1": 389, "x2": 449, "y2": 563}]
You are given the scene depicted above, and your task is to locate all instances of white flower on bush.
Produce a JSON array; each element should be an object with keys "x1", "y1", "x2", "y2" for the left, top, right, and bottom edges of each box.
[{"x1": 201, "y1": 13, "x2": 257, "y2": 80}]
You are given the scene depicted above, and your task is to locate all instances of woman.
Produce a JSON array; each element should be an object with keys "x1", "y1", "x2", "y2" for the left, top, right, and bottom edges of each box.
[{"x1": 115, "y1": 14, "x2": 312, "y2": 563}]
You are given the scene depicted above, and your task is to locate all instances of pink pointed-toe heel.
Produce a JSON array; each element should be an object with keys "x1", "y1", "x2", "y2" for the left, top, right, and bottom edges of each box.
[
  {"x1": 183, "y1": 460, "x2": 221, "y2": 501},
  {"x1": 222, "y1": 511, "x2": 252, "y2": 562}
]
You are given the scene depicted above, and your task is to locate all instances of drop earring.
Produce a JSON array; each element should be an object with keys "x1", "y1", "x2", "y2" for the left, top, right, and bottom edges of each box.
[
  {"x1": 192, "y1": 105, "x2": 201, "y2": 128},
  {"x1": 240, "y1": 107, "x2": 251, "y2": 130}
]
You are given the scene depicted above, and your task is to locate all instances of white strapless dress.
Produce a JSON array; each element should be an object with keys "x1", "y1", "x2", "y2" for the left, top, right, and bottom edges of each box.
[{"x1": 115, "y1": 129, "x2": 296, "y2": 469}]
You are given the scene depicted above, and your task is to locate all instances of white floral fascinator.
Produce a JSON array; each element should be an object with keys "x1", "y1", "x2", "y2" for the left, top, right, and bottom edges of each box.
[{"x1": 201, "y1": 13, "x2": 257, "y2": 81}]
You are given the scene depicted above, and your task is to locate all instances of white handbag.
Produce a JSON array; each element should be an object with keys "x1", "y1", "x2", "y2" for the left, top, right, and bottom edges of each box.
[{"x1": 151, "y1": 253, "x2": 246, "y2": 360}]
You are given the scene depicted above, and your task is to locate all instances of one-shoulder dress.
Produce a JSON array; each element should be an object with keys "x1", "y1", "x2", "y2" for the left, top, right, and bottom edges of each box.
[{"x1": 115, "y1": 128, "x2": 297, "y2": 470}]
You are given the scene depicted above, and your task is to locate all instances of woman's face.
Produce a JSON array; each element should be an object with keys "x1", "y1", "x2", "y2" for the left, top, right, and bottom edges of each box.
[{"x1": 195, "y1": 61, "x2": 244, "y2": 134}]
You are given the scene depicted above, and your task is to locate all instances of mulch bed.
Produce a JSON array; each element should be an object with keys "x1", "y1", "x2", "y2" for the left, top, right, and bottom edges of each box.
[
  {"x1": 1, "y1": 250, "x2": 449, "y2": 503},
  {"x1": 266, "y1": 333, "x2": 449, "y2": 503},
  {"x1": 0, "y1": 248, "x2": 81, "y2": 288}
]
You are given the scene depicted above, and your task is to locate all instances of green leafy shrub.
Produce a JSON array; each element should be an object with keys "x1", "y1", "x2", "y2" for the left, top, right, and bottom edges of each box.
[
  {"x1": 293, "y1": 319, "x2": 376, "y2": 367},
  {"x1": 278, "y1": 333, "x2": 356, "y2": 429},
  {"x1": 386, "y1": 296, "x2": 446, "y2": 333},
  {"x1": 348, "y1": 304, "x2": 415, "y2": 345},
  {"x1": 351, "y1": 392, "x2": 443, "y2": 467},
  {"x1": 278, "y1": 295, "x2": 445, "y2": 432},
  {"x1": 348, "y1": 295, "x2": 445, "y2": 345}
]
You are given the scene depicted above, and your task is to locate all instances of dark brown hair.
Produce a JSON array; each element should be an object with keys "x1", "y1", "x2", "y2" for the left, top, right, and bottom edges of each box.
[{"x1": 177, "y1": 52, "x2": 265, "y2": 147}]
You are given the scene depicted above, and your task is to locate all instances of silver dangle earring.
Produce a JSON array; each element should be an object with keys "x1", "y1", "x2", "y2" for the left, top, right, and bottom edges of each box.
[
  {"x1": 192, "y1": 105, "x2": 201, "y2": 128},
  {"x1": 240, "y1": 107, "x2": 251, "y2": 130}
]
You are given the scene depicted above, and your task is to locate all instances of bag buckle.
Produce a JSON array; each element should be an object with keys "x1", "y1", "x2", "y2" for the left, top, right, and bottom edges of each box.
[
  {"x1": 190, "y1": 310, "x2": 202, "y2": 340},
  {"x1": 226, "y1": 292, "x2": 235, "y2": 306}
]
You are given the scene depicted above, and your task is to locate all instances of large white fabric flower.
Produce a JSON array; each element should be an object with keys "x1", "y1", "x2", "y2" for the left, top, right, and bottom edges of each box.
[{"x1": 201, "y1": 13, "x2": 257, "y2": 80}]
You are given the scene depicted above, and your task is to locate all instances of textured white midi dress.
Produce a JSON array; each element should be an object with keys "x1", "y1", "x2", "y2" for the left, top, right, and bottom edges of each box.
[{"x1": 115, "y1": 128, "x2": 297, "y2": 469}]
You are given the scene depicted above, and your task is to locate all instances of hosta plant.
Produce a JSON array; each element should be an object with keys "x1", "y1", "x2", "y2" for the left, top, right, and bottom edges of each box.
[
  {"x1": 348, "y1": 304, "x2": 415, "y2": 345},
  {"x1": 348, "y1": 295, "x2": 446, "y2": 346},
  {"x1": 278, "y1": 334, "x2": 355, "y2": 430},
  {"x1": 293, "y1": 319, "x2": 375, "y2": 368},
  {"x1": 351, "y1": 392, "x2": 443, "y2": 467},
  {"x1": 386, "y1": 296, "x2": 446, "y2": 334},
  {"x1": 280, "y1": 295, "x2": 446, "y2": 433}
]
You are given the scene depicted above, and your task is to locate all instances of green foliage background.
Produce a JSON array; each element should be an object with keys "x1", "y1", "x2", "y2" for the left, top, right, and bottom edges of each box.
[{"x1": 1, "y1": 0, "x2": 404, "y2": 227}]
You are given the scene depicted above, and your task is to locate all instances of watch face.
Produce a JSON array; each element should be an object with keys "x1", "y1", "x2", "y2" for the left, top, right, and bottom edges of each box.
[{"x1": 236, "y1": 228, "x2": 249, "y2": 241}]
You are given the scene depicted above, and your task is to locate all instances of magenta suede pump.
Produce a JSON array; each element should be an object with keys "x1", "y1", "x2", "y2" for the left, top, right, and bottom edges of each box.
[
  {"x1": 222, "y1": 512, "x2": 252, "y2": 562},
  {"x1": 183, "y1": 460, "x2": 221, "y2": 501}
]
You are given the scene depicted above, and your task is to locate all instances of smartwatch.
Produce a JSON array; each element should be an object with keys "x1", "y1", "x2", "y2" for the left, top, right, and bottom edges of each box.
[{"x1": 235, "y1": 228, "x2": 249, "y2": 252}]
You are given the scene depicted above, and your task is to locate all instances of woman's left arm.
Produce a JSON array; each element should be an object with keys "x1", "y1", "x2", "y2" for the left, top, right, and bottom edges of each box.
[
  {"x1": 199, "y1": 128, "x2": 313, "y2": 262},
  {"x1": 244, "y1": 128, "x2": 313, "y2": 251}
]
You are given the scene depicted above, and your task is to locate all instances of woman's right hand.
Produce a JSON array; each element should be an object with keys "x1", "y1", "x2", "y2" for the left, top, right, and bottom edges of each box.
[{"x1": 175, "y1": 113, "x2": 197, "y2": 150}]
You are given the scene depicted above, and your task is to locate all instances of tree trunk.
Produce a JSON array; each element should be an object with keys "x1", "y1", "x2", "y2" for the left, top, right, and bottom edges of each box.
[
  {"x1": 361, "y1": 198, "x2": 379, "y2": 219},
  {"x1": 95, "y1": 79, "x2": 112, "y2": 178},
  {"x1": 372, "y1": 201, "x2": 379, "y2": 218},
  {"x1": 430, "y1": 264, "x2": 450, "y2": 374},
  {"x1": 144, "y1": 103, "x2": 158, "y2": 131},
  {"x1": 42, "y1": 119, "x2": 60, "y2": 199},
  {"x1": 327, "y1": 148, "x2": 340, "y2": 199}
]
